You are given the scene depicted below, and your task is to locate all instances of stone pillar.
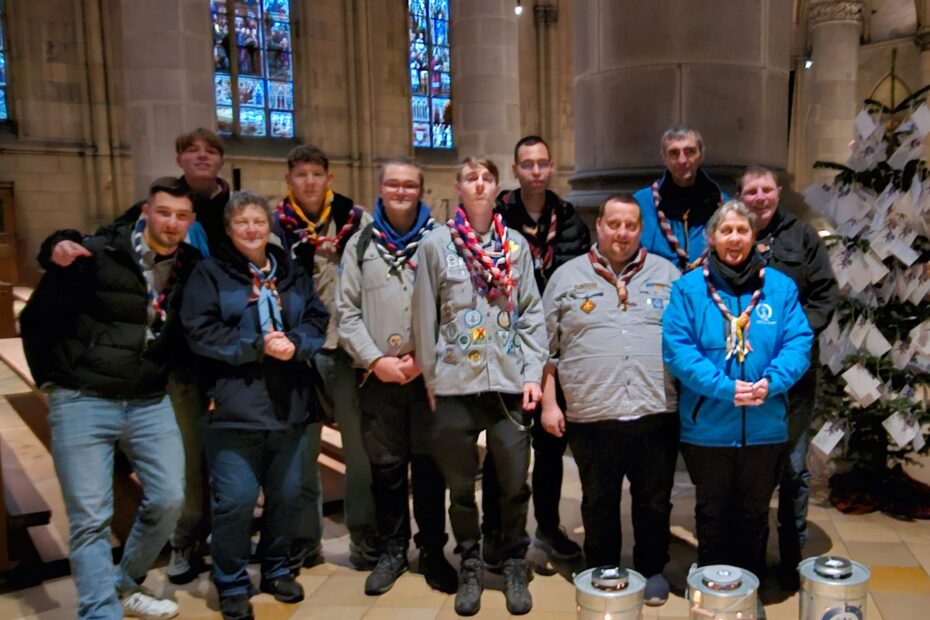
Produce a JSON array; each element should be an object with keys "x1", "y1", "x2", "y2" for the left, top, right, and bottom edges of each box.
[
  {"x1": 806, "y1": 1, "x2": 864, "y2": 178},
  {"x1": 120, "y1": 0, "x2": 216, "y2": 196},
  {"x1": 569, "y1": 0, "x2": 792, "y2": 209},
  {"x1": 452, "y1": 0, "x2": 520, "y2": 188}
]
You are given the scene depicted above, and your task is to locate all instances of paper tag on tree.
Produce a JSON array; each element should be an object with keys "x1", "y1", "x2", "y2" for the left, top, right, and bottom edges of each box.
[
  {"x1": 883, "y1": 411, "x2": 921, "y2": 448},
  {"x1": 812, "y1": 421, "x2": 845, "y2": 455},
  {"x1": 842, "y1": 363, "x2": 882, "y2": 406}
]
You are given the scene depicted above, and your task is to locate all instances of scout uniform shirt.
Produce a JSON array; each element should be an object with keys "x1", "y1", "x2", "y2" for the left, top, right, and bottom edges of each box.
[
  {"x1": 411, "y1": 226, "x2": 547, "y2": 396},
  {"x1": 336, "y1": 228, "x2": 418, "y2": 368},
  {"x1": 543, "y1": 249, "x2": 681, "y2": 422}
]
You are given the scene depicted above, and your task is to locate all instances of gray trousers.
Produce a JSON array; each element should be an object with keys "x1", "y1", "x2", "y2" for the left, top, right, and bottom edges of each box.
[
  {"x1": 430, "y1": 392, "x2": 531, "y2": 561},
  {"x1": 168, "y1": 376, "x2": 210, "y2": 550}
]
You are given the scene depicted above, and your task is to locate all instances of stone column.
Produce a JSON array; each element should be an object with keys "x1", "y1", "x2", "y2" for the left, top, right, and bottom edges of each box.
[
  {"x1": 120, "y1": 0, "x2": 216, "y2": 196},
  {"x1": 806, "y1": 1, "x2": 864, "y2": 178},
  {"x1": 569, "y1": 0, "x2": 792, "y2": 209},
  {"x1": 452, "y1": 0, "x2": 520, "y2": 188}
]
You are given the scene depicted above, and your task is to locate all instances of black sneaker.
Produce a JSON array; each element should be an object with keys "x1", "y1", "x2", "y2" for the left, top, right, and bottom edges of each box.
[
  {"x1": 454, "y1": 557, "x2": 484, "y2": 616},
  {"x1": 365, "y1": 549, "x2": 409, "y2": 595},
  {"x1": 535, "y1": 527, "x2": 582, "y2": 561},
  {"x1": 502, "y1": 558, "x2": 533, "y2": 615},
  {"x1": 165, "y1": 545, "x2": 203, "y2": 585},
  {"x1": 259, "y1": 574, "x2": 305, "y2": 604},
  {"x1": 419, "y1": 547, "x2": 457, "y2": 594},
  {"x1": 219, "y1": 594, "x2": 254, "y2": 620}
]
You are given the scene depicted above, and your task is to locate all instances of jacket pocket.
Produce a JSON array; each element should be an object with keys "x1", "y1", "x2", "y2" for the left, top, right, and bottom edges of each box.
[{"x1": 691, "y1": 395, "x2": 706, "y2": 423}]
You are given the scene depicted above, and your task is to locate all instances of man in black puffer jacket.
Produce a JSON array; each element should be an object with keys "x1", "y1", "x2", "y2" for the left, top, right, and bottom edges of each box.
[
  {"x1": 483, "y1": 135, "x2": 590, "y2": 567},
  {"x1": 20, "y1": 177, "x2": 201, "y2": 620}
]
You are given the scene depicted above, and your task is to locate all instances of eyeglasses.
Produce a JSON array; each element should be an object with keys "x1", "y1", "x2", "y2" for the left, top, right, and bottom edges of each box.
[
  {"x1": 382, "y1": 181, "x2": 421, "y2": 193},
  {"x1": 517, "y1": 160, "x2": 551, "y2": 171}
]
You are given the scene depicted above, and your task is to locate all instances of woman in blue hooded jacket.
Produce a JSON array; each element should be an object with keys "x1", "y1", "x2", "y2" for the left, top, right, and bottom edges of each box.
[{"x1": 662, "y1": 199, "x2": 812, "y2": 580}]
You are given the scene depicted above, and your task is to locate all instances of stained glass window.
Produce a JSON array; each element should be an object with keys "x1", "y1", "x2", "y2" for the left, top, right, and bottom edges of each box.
[
  {"x1": 408, "y1": 0, "x2": 453, "y2": 149},
  {"x1": 0, "y1": 0, "x2": 8, "y2": 121},
  {"x1": 211, "y1": 0, "x2": 294, "y2": 138}
]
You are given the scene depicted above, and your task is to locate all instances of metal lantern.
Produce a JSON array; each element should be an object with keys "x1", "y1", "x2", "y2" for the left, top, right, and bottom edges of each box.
[
  {"x1": 574, "y1": 565, "x2": 646, "y2": 620},
  {"x1": 799, "y1": 556, "x2": 870, "y2": 620},
  {"x1": 686, "y1": 564, "x2": 760, "y2": 619}
]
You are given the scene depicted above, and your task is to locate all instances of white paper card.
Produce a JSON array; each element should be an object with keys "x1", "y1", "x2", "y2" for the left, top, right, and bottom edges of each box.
[
  {"x1": 865, "y1": 325, "x2": 893, "y2": 357},
  {"x1": 883, "y1": 412, "x2": 921, "y2": 448},
  {"x1": 812, "y1": 421, "x2": 845, "y2": 456}
]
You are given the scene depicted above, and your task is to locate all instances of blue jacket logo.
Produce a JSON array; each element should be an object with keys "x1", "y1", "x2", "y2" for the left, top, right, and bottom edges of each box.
[{"x1": 755, "y1": 302, "x2": 775, "y2": 324}]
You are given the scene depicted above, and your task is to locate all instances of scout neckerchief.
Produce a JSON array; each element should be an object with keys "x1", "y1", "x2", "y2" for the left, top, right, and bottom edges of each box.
[
  {"x1": 502, "y1": 190, "x2": 559, "y2": 275},
  {"x1": 703, "y1": 259, "x2": 765, "y2": 362},
  {"x1": 371, "y1": 198, "x2": 434, "y2": 274},
  {"x1": 651, "y1": 181, "x2": 706, "y2": 272},
  {"x1": 131, "y1": 216, "x2": 185, "y2": 340},
  {"x1": 447, "y1": 206, "x2": 515, "y2": 311},
  {"x1": 275, "y1": 189, "x2": 361, "y2": 255},
  {"x1": 248, "y1": 254, "x2": 284, "y2": 334},
  {"x1": 587, "y1": 245, "x2": 648, "y2": 310}
]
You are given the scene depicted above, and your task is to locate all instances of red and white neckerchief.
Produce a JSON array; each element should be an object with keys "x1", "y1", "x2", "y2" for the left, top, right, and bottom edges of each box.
[
  {"x1": 703, "y1": 261, "x2": 766, "y2": 362},
  {"x1": 651, "y1": 181, "x2": 704, "y2": 272},
  {"x1": 587, "y1": 245, "x2": 648, "y2": 310},
  {"x1": 275, "y1": 190, "x2": 360, "y2": 256},
  {"x1": 521, "y1": 206, "x2": 558, "y2": 274},
  {"x1": 131, "y1": 216, "x2": 184, "y2": 340},
  {"x1": 447, "y1": 206, "x2": 515, "y2": 311}
]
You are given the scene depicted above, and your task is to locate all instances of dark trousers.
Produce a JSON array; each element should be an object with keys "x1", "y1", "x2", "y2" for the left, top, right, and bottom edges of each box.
[
  {"x1": 482, "y1": 382, "x2": 567, "y2": 536},
  {"x1": 777, "y1": 368, "x2": 816, "y2": 567},
  {"x1": 566, "y1": 413, "x2": 679, "y2": 577},
  {"x1": 358, "y1": 375, "x2": 448, "y2": 551},
  {"x1": 681, "y1": 442, "x2": 787, "y2": 578},
  {"x1": 203, "y1": 426, "x2": 306, "y2": 598},
  {"x1": 430, "y1": 393, "x2": 531, "y2": 560}
]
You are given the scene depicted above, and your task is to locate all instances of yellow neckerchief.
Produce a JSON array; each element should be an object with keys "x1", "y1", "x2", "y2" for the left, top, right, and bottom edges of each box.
[{"x1": 288, "y1": 189, "x2": 334, "y2": 238}]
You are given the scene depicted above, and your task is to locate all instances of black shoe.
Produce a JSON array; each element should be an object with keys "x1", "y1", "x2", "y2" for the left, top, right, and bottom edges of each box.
[
  {"x1": 776, "y1": 562, "x2": 801, "y2": 592},
  {"x1": 454, "y1": 557, "x2": 484, "y2": 616},
  {"x1": 219, "y1": 594, "x2": 254, "y2": 620},
  {"x1": 349, "y1": 535, "x2": 380, "y2": 570},
  {"x1": 535, "y1": 527, "x2": 582, "y2": 561},
  {"x1": 502, "y1": 558, "x2": 533, "y2": 615},
  {"x1": 419, "y1": 547, "x2": 457, "y2": 594},
  {"x1": 165, "y1": 545, "x2": 203, "y2": 585},
  {"x1": 259, "y1": 574, "x2": 305, "y2": 603},
  {"x1": 365, "y1": 549, "x2": 409, "y2": 595}
]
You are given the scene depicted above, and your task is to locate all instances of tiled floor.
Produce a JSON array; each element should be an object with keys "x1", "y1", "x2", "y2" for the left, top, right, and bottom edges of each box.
[
  {"x1": 2, "y1": 462, "x2": 929, "y2": 619},
  {"x1": 0, "y1": 344, "x2": 927, "y2": 619}
]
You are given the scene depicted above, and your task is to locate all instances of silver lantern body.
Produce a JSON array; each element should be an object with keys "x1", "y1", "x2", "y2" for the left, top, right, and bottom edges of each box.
[
  {"x1": 574, "y1": 566, "x2": 646, "y2": 620},
  {"x1": 686, "y1": 564, "x2": 760, "y2": 619},
  {"x1": 799, "y1": 556, "x2": 870, "y2": 620}
]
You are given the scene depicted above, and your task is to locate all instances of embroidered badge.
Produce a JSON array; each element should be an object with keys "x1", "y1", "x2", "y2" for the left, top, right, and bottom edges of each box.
[
  {"x1": 468, "y1": 350, "x2": 483, "y2": 364},
  {"x1": 464, "y1": 309, "x2": 483, "y2": 327},
  {"x1": 508, "y1": 240, "x2": 520, "y2": 257},
  {"x1": 442, "y1": 323, "x2": 458, "y2": 343},
  {"x1": 456, "y1": 334, "x2": 471, "y2": 350},
  {"x1": 581, "y1": 298, "x2": 596, "y2": 313},
  {"x1": 442, "y1": 347, "x2": 456, "y2": 364},
  {"x1": 497, "y1": 310, "x2": 512, "y2": 329},
  {"x1": 387, "y1": 333, "x2": 403, "y2": 348},
  {"x1": 471, "y1": 327, "x2": 486, "y2": 344},
  {"x1": 647, "y1": 297, "x2": 664, "y2": 310},
  {"x1": 755, "y1": 302, "x2": 775, "y2": 324}
]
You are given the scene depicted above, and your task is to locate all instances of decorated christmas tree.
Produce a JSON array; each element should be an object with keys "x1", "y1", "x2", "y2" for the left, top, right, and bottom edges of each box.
[{"x1": 803, "y1": 85, "x2": 930, "y2": 519}]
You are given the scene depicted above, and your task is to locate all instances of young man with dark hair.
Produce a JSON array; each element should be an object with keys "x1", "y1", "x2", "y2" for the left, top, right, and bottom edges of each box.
[
  {"x1": 272, "y1": 144, "x2": 379, "y2": 571},
  {"x1": 483, "y1": 135, "x2": 590, "y2": 565},
  {"x1": 21, "y1": 177, "x2": 202, "y2": 620},
  {"x1": 37, "y1": 128, "x2": 235, "y2": 585}
]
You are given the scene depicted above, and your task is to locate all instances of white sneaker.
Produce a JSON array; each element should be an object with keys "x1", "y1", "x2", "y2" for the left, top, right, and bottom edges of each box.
[{"x1": 120, "y1": 588, "x2": 179, "y2": 619}]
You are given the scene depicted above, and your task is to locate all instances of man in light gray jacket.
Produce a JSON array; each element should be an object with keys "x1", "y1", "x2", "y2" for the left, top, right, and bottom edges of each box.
[
  {"x1": 336, "y1": 158, "x2": 455, "y2": 597},
  {"x1": 412, "y1": 157, "x2": 547, "y2": 617},
  {"x1": 541, "y1": 193, "x2": 680, "y2": 607}
]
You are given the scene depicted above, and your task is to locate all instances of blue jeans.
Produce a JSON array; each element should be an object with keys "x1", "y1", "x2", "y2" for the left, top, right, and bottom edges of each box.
[
  {"x1": 47, "y1": 387, "x2": 184, "y2": 620},
  {"x1": 203, "y1": 426, "x2": 306, "y2": 598}
]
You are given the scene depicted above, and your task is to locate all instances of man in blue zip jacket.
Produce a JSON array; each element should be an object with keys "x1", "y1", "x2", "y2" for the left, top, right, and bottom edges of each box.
[{"x1": 633, "y1": 125, "x2": 728, "y2": 272}]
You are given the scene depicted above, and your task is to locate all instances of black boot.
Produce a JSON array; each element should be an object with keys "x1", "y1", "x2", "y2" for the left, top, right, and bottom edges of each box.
[
  {"x1": 502, "y1": 558, "x2": 532, "y2": 615},
  {"x1": 219, "y1": 594, "x2": 254, "y2": 620},
  {"x1": 454, "y1": 557, "x2": 484, "y2": 616},
  {"x1": 419, "y1": 547, "x2": 457, "y2": 594},
  {"x1": 259, "y1": 574, "x2": 304, "y2": 603},
  {"x1": 365, "y1": 546, "x2": 409, "y2": 595}
]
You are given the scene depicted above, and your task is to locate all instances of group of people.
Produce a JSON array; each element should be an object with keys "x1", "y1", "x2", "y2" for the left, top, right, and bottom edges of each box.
[{"x1": 19, "y1": 124, "x2": 837, "y2": 620}]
